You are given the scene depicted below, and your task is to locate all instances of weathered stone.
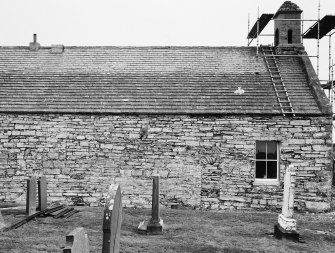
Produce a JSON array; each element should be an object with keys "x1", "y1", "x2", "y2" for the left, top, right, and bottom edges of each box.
[
  {"x1": 102, "y1": 184, "x2": 122, "y2": 253},
  {"x1": 38, "y1": 176, "x2": 47, "y2": 211},
  {"x1": 138, "y1": 175, "x2": 163, "y2": 234},
  {"x1": 275, "y1": 165, "x2": 299, "y2": 240},
  {"x1": 63, "y1": 227, "x2": 89, "y2": 253},
  {"x1": 278, "y1": 214, "x2": 296, "y2": 231},
  {"x1": 305, "y1": 201, "x2": 330, "y2": 212},
  {"x1": 0, "y1": 114, "x2": 332, "y2": 211},
  {"x1": 0, "y1": 209, "x2": 7, "y2": 230},
  {"x1": 26, "y1": 176, "x2": 37, "y2": 216}
]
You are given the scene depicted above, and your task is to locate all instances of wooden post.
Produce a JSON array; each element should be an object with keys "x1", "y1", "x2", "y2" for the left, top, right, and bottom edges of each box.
[
  {"x1": 63, "y1": 227, "x2": 89, "y2": 253},
  {"x1": 26, "y1": 176, "x2": 37, "y2": 216},
  {"x1": 38, "y1": 175, "x2": 47, "y2": 211},
  {"x1": 102, "y1": 185, "x2": 122, "y2": 253}
]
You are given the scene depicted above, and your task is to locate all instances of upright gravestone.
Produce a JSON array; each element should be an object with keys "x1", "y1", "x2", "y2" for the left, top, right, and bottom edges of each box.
[
  {"x1": 274, "y1": 165, "x2": 300, "y2": 241},
  {"x1": 102, "y1": 184, "x2": 122, "y2": 253},
  {"x1": 0, "y1": 209, "x2": 7, "y2": 230},
  {"x1": 38, "y1": 175, "x2": 47, "y2": 211},
  {"x1": 26, "y1": 176, "x2": 37, "y2": 216},
  {"x1": 138, "y1": 174, "x2": 164, "y2": 234},
  {"x1": 63, "y1": 227, "x2": 89, "y2": 253}
]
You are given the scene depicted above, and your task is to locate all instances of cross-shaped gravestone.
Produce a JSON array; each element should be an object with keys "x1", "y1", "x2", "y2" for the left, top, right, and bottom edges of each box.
[
  {"x1": 274, "y1": 165, "x2": 300, "y2": 241},
  {"x1": 26, "y1": 176, "x2": 37, "y2": 216},
  {"x1": 38, "y1": 175, "x2": 47, "y2": 212},
  {"x1": 63, "y1": 227, "x2": 89, "y2": 253},
  {"x1": 102, "y1": 184, "x2": 122, "y2": 253},
  {"x1": 138, "y1": 174, "x2": 164, "y2": 235}
]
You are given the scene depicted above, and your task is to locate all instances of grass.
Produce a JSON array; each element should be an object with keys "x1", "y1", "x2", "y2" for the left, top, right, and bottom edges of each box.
[{"x1": 1, "y1": 206, "x2": 335, "y2": 252}]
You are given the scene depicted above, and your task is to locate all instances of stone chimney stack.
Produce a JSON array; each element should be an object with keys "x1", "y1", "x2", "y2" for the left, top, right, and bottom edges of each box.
[{"x1": 29, "y1": 34, "x2": 40, "y2": 51}]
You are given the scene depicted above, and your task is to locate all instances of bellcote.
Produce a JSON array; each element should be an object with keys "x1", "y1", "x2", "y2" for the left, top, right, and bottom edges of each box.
[{"x1": 273, "y1": 1, "x2": 303, "y2": 47}]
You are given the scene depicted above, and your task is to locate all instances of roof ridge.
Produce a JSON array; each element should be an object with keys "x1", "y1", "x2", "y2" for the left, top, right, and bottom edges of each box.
[{"x1": 0, "y1": 45, "x2": 255, "y2": 50}]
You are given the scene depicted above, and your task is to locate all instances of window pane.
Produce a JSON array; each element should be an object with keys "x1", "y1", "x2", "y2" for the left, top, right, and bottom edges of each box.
[
  {"x1": 267, "y1": 142, "x2": 277, "y2": 160},
  {"x1": 256, "y1": 141, "x2": 266, "y2": 159},
  {"x1": 267, "y1": 161, "x2": 277, "y2": 179},
  {"x1": 256, "y1": 161, "x2": 266, "y2": 178}
]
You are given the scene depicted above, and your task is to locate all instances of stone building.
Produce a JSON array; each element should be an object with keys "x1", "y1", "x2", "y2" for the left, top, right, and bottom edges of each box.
[{"x1": 0, "y1": 1, "x2": 333, "y2": 211}]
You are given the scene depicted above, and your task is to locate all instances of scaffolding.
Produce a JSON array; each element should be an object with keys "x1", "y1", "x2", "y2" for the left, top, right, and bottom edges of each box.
[{"x1": 247, "y1": 1, "x2": 335, "y2": 80}]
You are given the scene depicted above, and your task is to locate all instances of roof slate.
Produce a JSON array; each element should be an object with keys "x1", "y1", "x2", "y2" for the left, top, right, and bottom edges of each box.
[
  {"x1": 0, "y1": 46, "x2": 326, "y2": 115},
  {"x1": 276, "y1": 1, "x2": 302, "y2": 13}
]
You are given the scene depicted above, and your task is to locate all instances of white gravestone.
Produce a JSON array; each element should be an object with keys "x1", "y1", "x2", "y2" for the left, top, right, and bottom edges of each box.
[{"x1": 278, "y1": 165, "x2": 297, "y2": 231}]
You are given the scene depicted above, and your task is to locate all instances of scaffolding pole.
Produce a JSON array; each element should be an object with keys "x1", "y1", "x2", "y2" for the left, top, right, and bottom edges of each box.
[
  {"x1": 301, "y1": 13, "x2": 304, "y2": 43},
  {"x1": 329, "y1": 31, "x2": 335, "y2": 81},
  {"x1": 317, "y1": 0, "x2": 321, "y2": 77},
  {"x1": 246, "y1": 0, "x2": 335, "y2": 83},
  {"x1": 256, "y1": 7, "x2": 260, "y2": 57},
  {"x1": 248, "y1": 13, "x2": 250, "y2": 46},
  {"x1": 330, "y1": 35, "x2": 332, "y2": 80}
]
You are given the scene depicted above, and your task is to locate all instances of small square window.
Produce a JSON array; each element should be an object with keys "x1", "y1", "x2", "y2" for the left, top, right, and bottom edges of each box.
[{"x1": 255, "y1": 141, "x2": 279, "y2": 180}]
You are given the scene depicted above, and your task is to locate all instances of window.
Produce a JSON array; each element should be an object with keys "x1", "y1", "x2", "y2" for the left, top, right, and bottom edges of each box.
[
  {"x1": 255, "y1": 141, "x2": 279, "y2": 180},
  {"x1": 275, "y1": 29, "x2": 279, "y2": 46},
  {"x1": 288, "y1": 29, "x2": 293, "y2": 44}
]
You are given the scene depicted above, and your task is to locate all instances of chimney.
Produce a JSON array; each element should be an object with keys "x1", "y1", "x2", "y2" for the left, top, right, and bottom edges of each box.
[{"x1": 29, "y1": 34, "x2": 40, "y2": 51}]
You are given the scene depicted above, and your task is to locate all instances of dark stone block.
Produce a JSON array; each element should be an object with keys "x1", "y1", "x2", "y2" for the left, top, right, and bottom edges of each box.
[
  {"x1": 274, "y1": 223, "x2": 300, "y2": 242},
  {"x1": 147, "y1": 219, "x2": 163, "y2": 235}
]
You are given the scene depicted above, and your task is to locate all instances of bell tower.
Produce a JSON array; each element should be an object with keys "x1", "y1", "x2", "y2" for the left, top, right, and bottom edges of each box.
[{"x1": 273, "y1": 1, "x2": 302, "y2": 47}]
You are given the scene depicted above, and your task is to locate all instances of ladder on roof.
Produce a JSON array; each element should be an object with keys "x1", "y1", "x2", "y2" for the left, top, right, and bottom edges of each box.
[{"x1": 261, "y1": 45, "x2": 295, "y2": 117}]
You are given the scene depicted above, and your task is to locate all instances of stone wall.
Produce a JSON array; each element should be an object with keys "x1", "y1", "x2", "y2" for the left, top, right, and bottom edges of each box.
[
  {"x1": 274, "y1": 13, "x2": 302, "y2": 45},
  {"x1": 0, "y1": 113, "x2": 332, "y2": 211}
]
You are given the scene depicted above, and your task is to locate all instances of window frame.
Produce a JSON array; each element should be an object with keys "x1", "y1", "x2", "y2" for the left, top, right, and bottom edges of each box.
[{"x1": 254, "y1": 141, "x2": 280, "y2": 185}]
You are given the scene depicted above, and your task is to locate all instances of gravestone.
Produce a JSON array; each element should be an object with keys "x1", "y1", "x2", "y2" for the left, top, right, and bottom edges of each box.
[
  {"x1": 63, "y1": 227, "x2": 89, "y2": 253},
  {"x1": 138, "y1": 174, "x2": 164, "y2": 234},
  {"x1": 274, "y1": 165, "x2": 300, "y2": 241},
  {"x1": 102, "y1": 184, "x2": 122, "y2": 253},
  {"x1": 26, "y1": 176, "x2": 37, "y2": 216},
  {"x1": 0, "y1": 209, "x2": 7, "y2": 230},
  {"x1": 38, "y1": 175, "x2": 47, "y2": 211}
]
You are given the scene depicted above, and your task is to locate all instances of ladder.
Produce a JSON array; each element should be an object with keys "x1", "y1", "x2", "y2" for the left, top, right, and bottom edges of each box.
[{"x1": 261, "y1": 46, "x2": 295, "y2": 116}]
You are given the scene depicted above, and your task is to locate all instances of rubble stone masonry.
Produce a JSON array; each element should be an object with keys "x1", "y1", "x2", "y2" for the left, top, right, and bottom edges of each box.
[{"x1": 0, "y1": 113, "x2": 332, "y2": 212}]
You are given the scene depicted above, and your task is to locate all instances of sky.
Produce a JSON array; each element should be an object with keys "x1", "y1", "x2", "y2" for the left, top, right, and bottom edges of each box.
[{"x1": 0, "y1": 0, "x2": 334, "y2": 81}]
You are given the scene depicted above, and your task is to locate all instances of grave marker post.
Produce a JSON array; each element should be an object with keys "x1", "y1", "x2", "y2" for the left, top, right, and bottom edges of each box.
[
  {"x1": 102, "y1": 184, "x2": 122, "y2": 253},
  {"x1": 63, "y1": 227, "x2": 89, "y2": 253},
  {"x1": 274, "y1": 165, "x2": 300, "y2": 241},
  {"x1": 138, "y1": 174, "x2": 164, "y2": 234},
  {"x1": 26, "y1": 176, "x2": 37, "y2": 216},
  {"x1": 38, "y1": 175, "x2": 47, "y2": 211},
  {"x1": 0, "y1": 209, "x2": 7, "y2": 230}
]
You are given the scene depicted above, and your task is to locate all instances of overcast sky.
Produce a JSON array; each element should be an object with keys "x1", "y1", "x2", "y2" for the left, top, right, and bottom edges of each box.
[{"x1": 1, "y1": 0, "x2": 334, "y2": 80}]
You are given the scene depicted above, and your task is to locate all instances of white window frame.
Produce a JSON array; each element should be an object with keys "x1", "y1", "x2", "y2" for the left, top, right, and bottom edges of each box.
[{"x1": 254, "y1": 141, "x2": 280, "y2": 185}]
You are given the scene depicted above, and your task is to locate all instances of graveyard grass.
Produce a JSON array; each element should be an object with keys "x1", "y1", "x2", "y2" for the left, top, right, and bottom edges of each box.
[{"x1": 1, "y1": 206, "x2": 335, "y2": 253}]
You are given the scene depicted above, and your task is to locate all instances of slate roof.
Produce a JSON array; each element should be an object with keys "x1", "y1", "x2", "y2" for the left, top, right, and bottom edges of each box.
[
  {"x1": 0, "y1": 46, "x2": 329, "y2": 115},
  {"x1": 276, "y1": 1, "x2": 302, "y2": 13}
]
